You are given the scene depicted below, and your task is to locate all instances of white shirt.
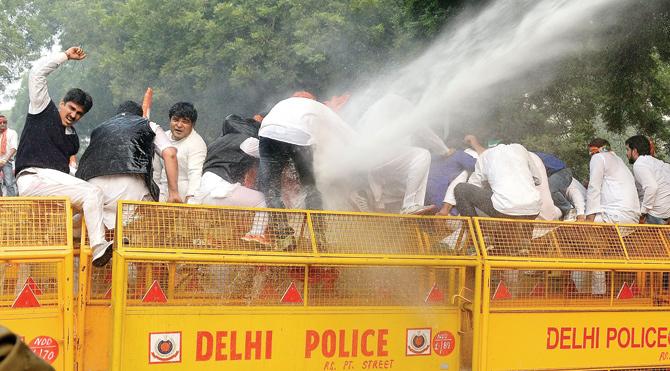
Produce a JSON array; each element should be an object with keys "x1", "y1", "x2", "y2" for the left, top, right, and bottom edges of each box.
[
  {"x1": 1, "y1": 128, "x2": 18, "y2": 161},
  {"x1": 632, "y1": 155, "x2": 670, "y2": 218},
  {"x1": 468, "y1": 143, "x2": 542, "y2": 216},
  {"x1": 565, "y1": 178, "x2": 587, "y2": 216},
  {"x1": 530, "y1": 152, "x2": 562, "y2": 221},
  {"x1": 154, "y1": 129, "x2": 207, "y2": 200},
  {"x1": 586, "y1": 151, "x2": 640, "y2": 222},
  {"x1": 260, "y1": 97, "x2": 356, "y2": 146}
]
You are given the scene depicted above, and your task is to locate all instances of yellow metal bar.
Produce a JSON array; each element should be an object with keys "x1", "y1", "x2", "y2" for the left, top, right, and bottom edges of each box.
[
  {"x1": 485, "y1": 260, "x2": 670, "y2": 270},
  {"x1": 471, "y1": 263, "x2": 483, "y2": 371},
  {"x1": 479, "y1": 264, "x2": 492, "y2": 371},
  {"x1": 167, "y1": 263, "x2": 176, "y2": 299},
  {"x1": 305, "y1": 212, "x2": 319, "y2": 254},
  {"x1": 63, "y1": 249, "x2": 75, "y2": 371},
  {"x1": 110, "y1": 252, "x2": 126, "y2": 371},
  {"x1": 115, "y1": 251, "x2": 480, "y2": 267},
  {"x1": 614, "y1": 225, "x2": 632, "y2": 260},
  {"x1": 75, "y1": 248, "x2": 90, "y2": 371}
]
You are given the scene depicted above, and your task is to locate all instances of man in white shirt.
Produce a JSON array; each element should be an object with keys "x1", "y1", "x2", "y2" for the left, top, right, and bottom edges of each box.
[
  {"x1": 14, "y1": 47, "x2": 113, "y2": 267},
  {"x1": 565, "y1": 178, "x2": 587, "y2": 221},
  {"x1": 153, "y1": 102, "x2": 207, "y2": 203},
  {"x1": 625, "y1": 135, "x2": 670, "y2": 224},
  {"x1": 77, "y1": 101, "x2": 181, "y2": 231},
  {"x1": 0, "y1": 115, "x2": 18, "y2": 196},
  {"x1": 454, "y1": 142, "x2": 543, "y2": 219},
  {"x1": 585, "y1": 138, "x2": 640, "y2": 224}
]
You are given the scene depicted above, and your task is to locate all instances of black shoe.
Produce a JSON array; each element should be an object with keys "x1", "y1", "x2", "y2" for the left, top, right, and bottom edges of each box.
[{"x1": 92, "y1": 242, "x2": 113, "y2": 267}]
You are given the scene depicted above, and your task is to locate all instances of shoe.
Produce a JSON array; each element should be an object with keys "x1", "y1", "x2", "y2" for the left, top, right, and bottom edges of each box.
[
  {"x1": 400, "y1": 204, "x2": 437, "y2": 215},
  {"x1": 92, "y1": 241, "x2": 114, "y2": 267},
  {"x1": 241, "y1": 233, "x2": 272, "y2": 247}
]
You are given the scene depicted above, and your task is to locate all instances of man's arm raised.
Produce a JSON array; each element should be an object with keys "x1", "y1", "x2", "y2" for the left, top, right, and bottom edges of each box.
[{"x1": 28, "y1": 47, "x2": 87, "y2": 115}]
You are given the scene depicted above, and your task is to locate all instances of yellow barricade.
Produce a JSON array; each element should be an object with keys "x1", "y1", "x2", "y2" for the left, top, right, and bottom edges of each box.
[
  {"x1": 108, "y1": 201, "x2": 481, "y2": 370},
  {"x1": 0, "y1": 197, "x2": 74, "y2": 371},
  {"x1": 473, "y1": 217, "x2": 670, "y2": 371}
]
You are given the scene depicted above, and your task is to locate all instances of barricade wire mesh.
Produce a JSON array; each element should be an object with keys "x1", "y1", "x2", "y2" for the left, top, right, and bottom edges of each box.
[
  {"x1": 126, "y1": 261, "x2": 306, "y2": 306},
  {"x1": 120, "y1": 203, "x2": 311, "y2": 253},
  {"x1": 489, "y1": 269, "x2": 670, "y2": 308},
  {"x1": 123, "y1": 261, "x2": 464, "y2": 307},
  {"x1": 477, "y1": 219, "x2": 626, "y2": 259},
  {"x1": 618, "y1": 225, "x2": 670, "y2": 260},
  {"x1": 307, "y1": 266, "x2": 462, "y2": 306},
  {"x1": 0, "y1": 262, "x2": 59, "y2": 307},
  {"x1": 119, "y1": 202, "x2": 477, "y2": 257},
  {"x1": 88, "y1": 255, "x2": 113, "y2": 302},
  {"x1": 0, "y1": 199, "x2": 68, "y2": 248},
  {"x1": 310, "y1": 213, "x2": 476, "y2": 256}
]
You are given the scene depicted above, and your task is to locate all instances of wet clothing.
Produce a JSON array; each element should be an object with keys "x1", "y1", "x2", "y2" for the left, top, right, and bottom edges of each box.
[
  {"x1": 632, "y1": 155, "x2": 670, "y2": 220},
  {"x1": 426, "y1": 149, "x2": 477, "y2": 208}
]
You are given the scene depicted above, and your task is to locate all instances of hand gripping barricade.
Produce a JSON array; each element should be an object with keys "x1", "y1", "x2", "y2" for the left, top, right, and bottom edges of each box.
[
  {"x1": 473, "y1": 217, "x2": 670, "y2": 371},
  {"x1": 0, "y1": 197, "x2": 75, "y2": 370},
  {"x1": 106, "y1": 201, "x2": 481, "y2": 371}
]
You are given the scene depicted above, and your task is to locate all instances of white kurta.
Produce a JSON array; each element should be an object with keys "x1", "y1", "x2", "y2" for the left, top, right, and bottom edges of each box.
[
  {"x1": 632, "y1": 155, "x2": 670, "y2": 219},
  {"x1": 586, "y1": 151, "x2": 639, "y2": 223},
  {"x1": 154, "y1": 129, "x2": 207, "y2": 201}
]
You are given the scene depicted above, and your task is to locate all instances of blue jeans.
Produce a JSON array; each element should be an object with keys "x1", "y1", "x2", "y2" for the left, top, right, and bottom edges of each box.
[
  {"x1": 1, "y1": 161, "x2": 16, "y2": 196},
  {"x1": 548, "y1": 168, "x2": 572, "y2": 216},
  {"x1": 646, "y1": 214, "x2": 668, "y2": 225}
]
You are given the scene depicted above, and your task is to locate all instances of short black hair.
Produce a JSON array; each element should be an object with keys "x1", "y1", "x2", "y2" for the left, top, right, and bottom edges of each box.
[
  {"x1": 168, "y1": 102, "x2": 197, "y2": 124},
  {"x1": 116, "y1": 100, "x2": 143, "y2": 116},
  {"x1": 63, "y1": 88, "x2": 93, "y2": 113},
  {"x1": 588, "y1": 138, "x2": 610, "y2": 148},
  {"x1": 625, "y1": 135, "x2": 652, "y2": 156}
]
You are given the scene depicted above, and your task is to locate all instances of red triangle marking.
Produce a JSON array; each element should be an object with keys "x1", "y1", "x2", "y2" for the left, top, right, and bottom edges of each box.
[
  {"x1": 425, "y1": 283, "x2": 445, "y2": 303},
  {"x1": 492, "y1": 280, "x2": 512, "y2": 300},
  {"x1": 142, "y1": 280, "x2": 167, "y2": 303},
  {"x1": 280, "y1": 281, "x2": 303, "y2": 304},
  {"x1": 12, "y1": 284, "x2": 41, "y2": 308},
  {"x1": 530, "y1": 282, "x2": 545, "y2": 297},
  {"x1": 617, "y1": 282, "x2": 634, "y2": 300},
  {"x1": 103, "y1": 287, "x2": 112, "y2": 300},
  {"x1": 25, "y1": 276, "x2": 42, "y2": 296}
]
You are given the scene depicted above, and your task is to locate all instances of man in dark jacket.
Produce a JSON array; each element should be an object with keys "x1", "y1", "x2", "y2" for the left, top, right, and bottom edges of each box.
[
  {"x1": 190, "y1": 114, "x2": 269, "y2": 245},
  {"x1": 76, "y1": 101, "x2": 181, "y2": 265}
]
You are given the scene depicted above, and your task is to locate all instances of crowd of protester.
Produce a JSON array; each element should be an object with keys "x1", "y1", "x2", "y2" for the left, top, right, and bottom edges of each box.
[{"x1": 2, "y1": 47, "x2": 669, "y2": 267}]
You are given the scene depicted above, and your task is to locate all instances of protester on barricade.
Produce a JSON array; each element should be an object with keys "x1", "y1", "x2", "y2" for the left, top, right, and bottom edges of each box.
[
  {"x1": 0, "y1": 115, "x2": 18, "y2": 196},
  {"x1": 14, "y1": 47, "x2": 113, "y2": 267},
  {"x1": 565, "y1": 177, "x2": 587, "y2": 221},
  {"x1": 76, "y1": 100, "x2": 181, "y2": 235},
  {"x1": 431, "y1": 132, "x2": 478, "y2": 216},
  {"x1": 533, "y1": 151, "x2": 574, "y2": 219},
  {"x1": 153, "y1": 102, "x2": 206, "y2": 203},
  {"x1": 624, "y1": 135, "x2": 670, "y2": 224},
  {"x1": 259, "y1": 91, "x2": 357, "y2": 248},
  {"x1": 357, "y1": 93, "x2": 445, "y2": 215},
  {"x1": 454, "y1": 141, "x2": 542, "y2": 219},
  {"x1": 529, "y1": 152, "x2": 562, "y2": 221},
  {"x1": 585, "y1": 138, "x2": 640, "y2": 223},
  {"x1": 190, "y1": 114, "x2": 269, "y2": 245}
]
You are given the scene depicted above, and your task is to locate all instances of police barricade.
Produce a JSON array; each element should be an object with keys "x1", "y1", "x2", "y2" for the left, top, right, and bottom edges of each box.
[
  {"x1": 76, "y1": 227, "x2": 114, "y2": 371},
  {"x1": 108, "y1": 201, "x2": 481, "y2": 370},
  {"x1": 474, "y1": 217, "x2": 670, "y2": 370},
  {"x1": 0, "y1": 197, "x2": 74, "y2": 370}
]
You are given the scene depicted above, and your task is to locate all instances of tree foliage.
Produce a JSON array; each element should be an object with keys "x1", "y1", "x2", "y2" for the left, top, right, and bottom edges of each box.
[{"x1": 4, "y1": 0, "x2": 670, "y2": 183}]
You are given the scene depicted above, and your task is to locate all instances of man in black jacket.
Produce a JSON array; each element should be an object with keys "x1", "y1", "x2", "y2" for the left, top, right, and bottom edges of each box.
[{"x1": 14, "y1": 47, "x2": 113, "y2": 267}]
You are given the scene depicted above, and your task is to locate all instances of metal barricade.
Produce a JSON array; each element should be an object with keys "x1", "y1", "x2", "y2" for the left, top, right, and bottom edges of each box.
[
  {"x1": 0, "y1": 197, "x2": 74, "y2": 370},
  {"x1": 109, "y1": 201, "x2": 481, "y2": 370},
  {"x1": 474, "y1": 217, "x2": 670, "y2": 370}
]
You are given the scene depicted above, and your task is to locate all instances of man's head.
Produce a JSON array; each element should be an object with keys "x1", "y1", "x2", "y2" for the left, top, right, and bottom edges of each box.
[
  {"x1": 625, "y1": 135, "x2": 652, "y2": 164},
  {"x1": 59, "y1": 88, "x2": 93, "y2": 127},
  {"x1": 588, "y1": 138, "x2": 611, "y2": 156},
  {"x1": 0, "y1": 115, "x2": 6, "y2": 131},
  {"x1": 117, "y1": 100, "x2": 143, "y2": 116},
  {"x1": 168, "y1": 102, "x2": 197, "y2": 140}
]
